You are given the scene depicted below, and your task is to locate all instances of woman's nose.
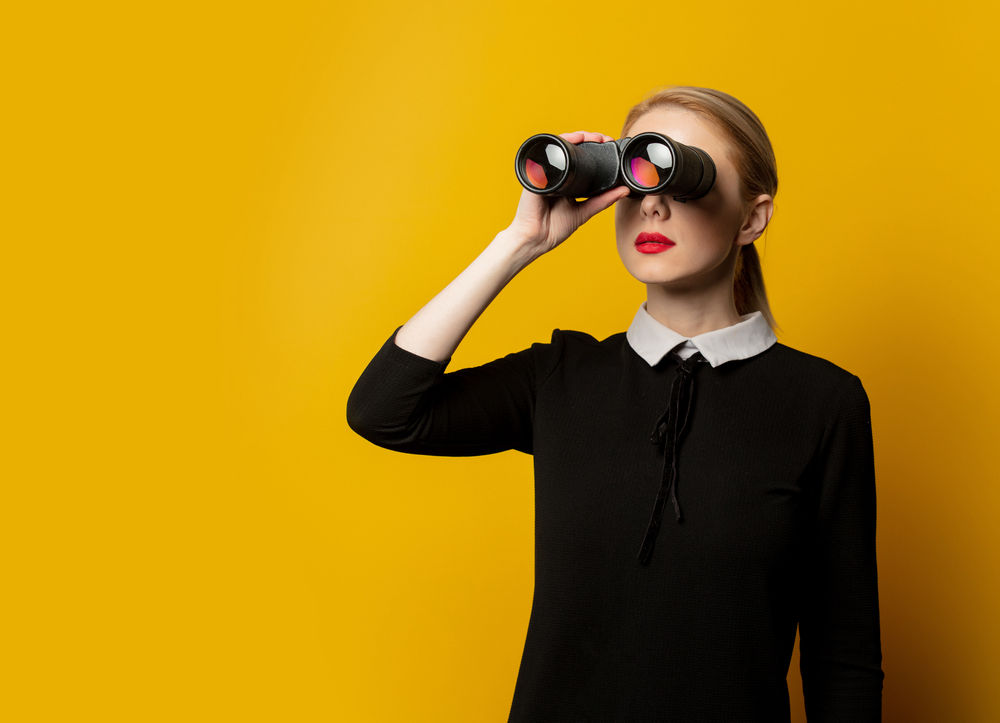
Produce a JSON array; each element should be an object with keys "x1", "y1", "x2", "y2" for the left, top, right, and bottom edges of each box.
[{"x1": 640, "y1": 193, "x2": 670, "y2": 219}]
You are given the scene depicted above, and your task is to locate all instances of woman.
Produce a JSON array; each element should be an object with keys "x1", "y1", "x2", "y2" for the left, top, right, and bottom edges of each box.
[{"x1": 347, "y1": 86, "x2": 884, "y2": 721}]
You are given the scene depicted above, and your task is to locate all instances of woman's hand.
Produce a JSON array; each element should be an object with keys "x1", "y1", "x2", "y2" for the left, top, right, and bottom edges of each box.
[{"x1": 501, "y1": 131, "x2": 630, "y2": 260}]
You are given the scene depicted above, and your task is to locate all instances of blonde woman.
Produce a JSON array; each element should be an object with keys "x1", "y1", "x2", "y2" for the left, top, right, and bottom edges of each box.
[{"x1": 347, "y1": 86, "x2": 884, "y2": 721}]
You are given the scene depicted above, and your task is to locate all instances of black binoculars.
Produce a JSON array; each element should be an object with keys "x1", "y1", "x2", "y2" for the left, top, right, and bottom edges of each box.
[{"x1": 515, "y1": 132, "x2": 716, "y2": 201}]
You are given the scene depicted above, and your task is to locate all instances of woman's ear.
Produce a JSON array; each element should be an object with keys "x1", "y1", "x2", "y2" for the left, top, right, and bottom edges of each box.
[{"x1": 737, "y1": 194, "x2": 774, "y2": 246}]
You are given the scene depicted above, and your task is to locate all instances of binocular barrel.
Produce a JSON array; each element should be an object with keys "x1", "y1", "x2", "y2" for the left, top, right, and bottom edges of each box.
[
  {"x1": 514, "y1": 132, "x2": 716, "y2": 201},
  {"x1": 514, "y1": 134, "x2": 623, "y2": 199}
]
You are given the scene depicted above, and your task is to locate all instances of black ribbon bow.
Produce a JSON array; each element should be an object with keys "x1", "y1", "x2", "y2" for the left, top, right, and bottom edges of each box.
[{"x1": 638, "y1": 351, "x2": 707, "y2": 565}]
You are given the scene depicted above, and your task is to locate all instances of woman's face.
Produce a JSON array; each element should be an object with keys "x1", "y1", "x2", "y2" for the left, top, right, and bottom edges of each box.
[{"x1": 615, "y1": 106, "x2": 760, "y2": 291}]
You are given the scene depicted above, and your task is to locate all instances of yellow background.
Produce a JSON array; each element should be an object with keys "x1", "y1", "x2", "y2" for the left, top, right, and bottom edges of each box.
[{"x1": 5, "y1": 0, "x2": 1000, "y2": 720}]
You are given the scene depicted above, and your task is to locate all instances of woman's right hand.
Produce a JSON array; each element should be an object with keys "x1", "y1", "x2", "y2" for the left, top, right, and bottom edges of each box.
[{"x1": 501, "y1": 131, "x2": 630, "y2": 260}]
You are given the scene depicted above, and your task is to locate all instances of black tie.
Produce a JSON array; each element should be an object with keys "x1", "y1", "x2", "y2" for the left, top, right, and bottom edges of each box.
[{"x1": 639, "y1": 351, "x2": 707, "y2": 565}]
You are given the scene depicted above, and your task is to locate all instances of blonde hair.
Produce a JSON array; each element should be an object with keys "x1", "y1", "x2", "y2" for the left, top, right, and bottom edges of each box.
[{"x1": 622, "y1": 86, "x2": 779, "y2": 333}]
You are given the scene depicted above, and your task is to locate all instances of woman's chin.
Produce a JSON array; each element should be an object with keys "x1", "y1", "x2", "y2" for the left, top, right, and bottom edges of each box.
[{"x1": 621, "y1": 261, "x2": 690, "y2": 287}]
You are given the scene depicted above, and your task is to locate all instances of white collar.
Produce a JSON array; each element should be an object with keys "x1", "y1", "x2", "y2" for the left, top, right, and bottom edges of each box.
[{"x1": 626, "y1": 301, "x2": 777, "y2": 368}]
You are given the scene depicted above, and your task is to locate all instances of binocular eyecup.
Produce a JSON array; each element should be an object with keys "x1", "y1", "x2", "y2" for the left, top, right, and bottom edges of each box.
[{"x1": 514, "y1": 132, "x2": 716, "y2": 202}]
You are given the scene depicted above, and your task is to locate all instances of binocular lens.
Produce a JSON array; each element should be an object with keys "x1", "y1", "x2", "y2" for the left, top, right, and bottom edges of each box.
[
  {"x1": 627, "y1": 139, "x2": 674, "y2": 189},
  {"x1": 521, "y1": 141, "x2": 567, "y2": 190}
]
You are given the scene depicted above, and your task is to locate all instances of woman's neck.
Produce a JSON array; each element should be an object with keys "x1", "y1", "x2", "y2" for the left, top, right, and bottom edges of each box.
[{"x1": 644, "y1": 284, "x2": 743, "y2": 338}]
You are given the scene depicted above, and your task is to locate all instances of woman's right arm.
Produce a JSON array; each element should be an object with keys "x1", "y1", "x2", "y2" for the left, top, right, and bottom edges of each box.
[
  {"x1": 347, "y1": 132, "x2": 628, "y2": 455},
  {"x1": 395, "y1": 132, "x2": 629, "y2": 363}
]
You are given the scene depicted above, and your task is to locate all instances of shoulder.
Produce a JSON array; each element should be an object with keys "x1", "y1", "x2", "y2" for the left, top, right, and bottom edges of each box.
[
  {"x1": 547, "y1": 328, "x2": 627, "y2": 360},
  {"x1": 529, "y1": 328, "x2": 626, "y2": 380},
  {"x1": 764, "y1": 341, "x2": 857, "y2": 380},
  {"x1": 761, "y1": 342, "x2": 869, "y2": 408},
  {"x1": 547, "y1": 328, "x2": 625, "y2": 347}
]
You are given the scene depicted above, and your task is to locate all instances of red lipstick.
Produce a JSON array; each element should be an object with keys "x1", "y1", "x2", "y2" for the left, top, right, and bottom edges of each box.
[{"x1": 635, "y1": 232, "x2": 675, "y2": 254}]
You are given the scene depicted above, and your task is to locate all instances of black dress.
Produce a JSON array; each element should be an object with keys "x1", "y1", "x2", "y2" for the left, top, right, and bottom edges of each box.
[{"x1": 347, "y1": 325, "x2": 884, "y2": 722}]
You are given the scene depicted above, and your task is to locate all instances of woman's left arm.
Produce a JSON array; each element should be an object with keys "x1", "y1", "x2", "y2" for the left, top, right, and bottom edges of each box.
[{"x1": 798, "y1": 374, "x2": 885, "y2": 722}]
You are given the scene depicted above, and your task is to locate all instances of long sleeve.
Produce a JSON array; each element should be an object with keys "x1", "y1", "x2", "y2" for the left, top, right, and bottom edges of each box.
[
  {"x1": 799, "y1": 374, "x2": 885, "y2": 721},
  {"x1": 346, "y1": 325, "x2": 563, "y2": 456}
]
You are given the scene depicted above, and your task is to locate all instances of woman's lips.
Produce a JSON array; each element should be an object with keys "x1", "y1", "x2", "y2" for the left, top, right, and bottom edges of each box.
[{"x1": 635, "y1": 231, "x2": 675, "y2": 254}]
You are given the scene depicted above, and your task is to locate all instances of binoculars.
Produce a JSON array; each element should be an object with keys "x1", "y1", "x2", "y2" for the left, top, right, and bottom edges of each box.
[{"x1": 515, "y1": 132, "x2": 716, "y2": 201}]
